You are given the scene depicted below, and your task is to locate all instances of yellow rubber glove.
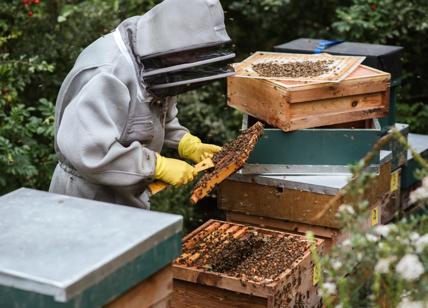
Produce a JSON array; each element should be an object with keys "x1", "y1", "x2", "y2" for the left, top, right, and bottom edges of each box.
[
  {"x1": 178, "y1": 133, "x2": 222, "y2": 163},
  {"x1": 154, "y1": 153, "x2": 196, "y2": 186}
]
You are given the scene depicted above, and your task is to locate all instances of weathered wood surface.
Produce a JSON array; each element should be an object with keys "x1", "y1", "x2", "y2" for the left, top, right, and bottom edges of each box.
[
  {"x1": 219, "y1": 160, "x2": 392, "y2": 229},
  {"x1": 225, "y1": 195, "x2": 387, "y2": 252},
  {"x1": 173, "y1": 220, "x2": 325, "y2": 307},
  {"x1": 228, "y1": 65, "x2": 390, "y2": 132},
  {"x1": 172, "y1": 280, "x2": 267, "y2": 308},
  {"x1": 105, "y1": 265, "x2": 172, "y2": 308}
]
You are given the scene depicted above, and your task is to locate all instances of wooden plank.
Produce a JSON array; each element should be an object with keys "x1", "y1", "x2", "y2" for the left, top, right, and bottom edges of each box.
[
  {"x1": 270, "y1": 241, "x2": 325, "y2": 307},
  {"x1": 172, "y1": 280, "x2": 267, "y2": 308},
  {"x1": 105, "y1": 265, "x2": 172, "y2": 308},
  {"x1": 289, "y1": 107, "x2": 387, "y2": 134},
  {"x1": 290, "y1": 93, "x2": 385, "y2": 118},
  {"x1": 226, "y1": 211, "x2": 336, "y2": 252},
  {"x1": 228, "y1": 77, "x2": 290, "y2": 130},
  {"x1": 226, "y1": 211, "x2": 339, "y2": 239},
  {"x1": 219, "y1": 180, "x2": 342, "y2": 228},
  {"x1": 400, "y1": 180, "x2": 422, "y2": 213},
  {"x1": 284, "y1": 77, "x2": 389, "y2": 104},
  {"x1": 224, "y1": 197, "x2": 386, "y2": 252},
  {"x1": 219, "y1": 161, "x2": 392, "y2": 229},
  {"x1": 288, "y1": 91, "x2": 388, "y2": 131},
  {"x1": 150, "y1": 295, "x2": 171, "y2": 308}
]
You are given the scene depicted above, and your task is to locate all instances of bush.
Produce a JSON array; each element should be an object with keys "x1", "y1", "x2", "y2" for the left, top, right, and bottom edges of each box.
[
  {"x1": 332, "y1": 0, "x2": 428, "y2": 133},
  {"x1": 1, "y1": 0, "x2": 428, "y2": 232},
  {"x1": 314, "y1": 133, "x2": 428, "y2": 307}
]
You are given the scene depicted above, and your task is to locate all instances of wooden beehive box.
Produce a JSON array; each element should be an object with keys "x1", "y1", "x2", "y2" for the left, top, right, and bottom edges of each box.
[
  {"x1": 172, "y1": 220, "x2": 325, "y2": 308},
  {"x1": 219, "y1": 151, "x2": 393, "y2": 229},
  {"x1": 223, "y1": 156, "x2": 398, "y2": 250},
  {"x1": 228, "y1": 59, "x2": 390, "y2": 132}
]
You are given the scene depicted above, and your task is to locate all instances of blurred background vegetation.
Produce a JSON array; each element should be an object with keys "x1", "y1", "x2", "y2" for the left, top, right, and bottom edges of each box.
[{"x1": 1, "y1": 0, "x2": 428, "y2": 232}]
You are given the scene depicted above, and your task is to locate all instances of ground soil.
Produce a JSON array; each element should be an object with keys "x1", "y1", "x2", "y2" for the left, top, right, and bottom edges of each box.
[{"x1": 252, "y1": 60, "x2": 334, "y2": 78}]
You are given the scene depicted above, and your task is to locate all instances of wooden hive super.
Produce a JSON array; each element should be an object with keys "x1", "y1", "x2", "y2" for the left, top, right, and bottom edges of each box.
[
  {"x1": 228, "y1": 58, "x2": 390, "y2": 132},
  {"x1": 219, "y1": 150, "x2": 393, "y2": 230},
  {"x1": 218, "y1": 152, "x2": 400, "y2": 252},
  {"x1": 172, "y1": 220, "x2": 325, "y2": 308}
]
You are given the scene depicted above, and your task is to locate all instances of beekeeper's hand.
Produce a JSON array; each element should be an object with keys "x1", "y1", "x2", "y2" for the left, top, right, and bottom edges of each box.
[
  {"x1": 178, "y1": 133, "x2": 222, "y2": 163},
  {"x1": 154, "y1": 153, "x2": 197, "y2": 186}
]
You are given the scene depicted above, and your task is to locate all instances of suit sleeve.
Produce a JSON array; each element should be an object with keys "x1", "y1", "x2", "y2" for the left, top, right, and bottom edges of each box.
[
  {"x1": 163, "y1": 97, "x2": 189, "y2": 149},
  {"x1": 57, "y1": 72, "x2": 157, "y2": 186}
]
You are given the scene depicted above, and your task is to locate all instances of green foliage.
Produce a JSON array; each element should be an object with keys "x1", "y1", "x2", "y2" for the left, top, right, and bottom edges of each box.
[
  {"x1": 332, "y1": 0, "x2": 428, "y2": 133},
  {"x1": 315, "y1": 133, "x2": 428, "y2": 307},
  {"x1": 177, "y1": 82, "x2": 242, "y2": 144},
  {"x1": 0, "y1": 0, "x2": 158, "y2": 195},
  {"x1": 2, "y1": 0, "x2": 428, "y2": 233},
  {"x1": 0, "y1": 2, "x2": 56, "y2": 193},
  {"x1": 397, "y1": 102, "x2": 428, "y2": 133},
  {"x1": 224, "y1": 0, "x2": 348, "y2": 58}
]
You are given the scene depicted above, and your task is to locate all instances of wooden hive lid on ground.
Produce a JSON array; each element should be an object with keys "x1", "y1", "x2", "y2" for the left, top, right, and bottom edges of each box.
[
  {"x1": 228, "y1": 55, "x2": 391, "y2": 132},
  {"x1": 173, "y1": 219, "x2": 325, "y2": 307},
  {"x1": 0, "y1": 188, "x2": 182, "y2": 307}
]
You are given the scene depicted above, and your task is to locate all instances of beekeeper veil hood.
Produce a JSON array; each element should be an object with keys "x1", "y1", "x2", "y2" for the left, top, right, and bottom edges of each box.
[{"x1": 119, "y1": 0, "x2": 235, "y2": 98}]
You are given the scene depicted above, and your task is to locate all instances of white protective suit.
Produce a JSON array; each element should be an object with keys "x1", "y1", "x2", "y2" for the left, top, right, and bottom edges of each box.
[{"x1": 49, "y1": 0, "x2": 233, "y2": 209}]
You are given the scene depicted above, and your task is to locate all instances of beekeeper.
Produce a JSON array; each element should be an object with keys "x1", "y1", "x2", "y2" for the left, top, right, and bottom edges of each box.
[{"x1": 49, "y1": 0, "x2": 235, "y2": 209}]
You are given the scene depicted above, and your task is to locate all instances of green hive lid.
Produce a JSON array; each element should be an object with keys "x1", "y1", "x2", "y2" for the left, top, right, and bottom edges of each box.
[{"x1": 0, "y1": 188, "x2": 182, "y2": 302}]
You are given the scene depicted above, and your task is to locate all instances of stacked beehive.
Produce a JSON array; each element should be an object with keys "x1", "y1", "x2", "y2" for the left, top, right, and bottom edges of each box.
[
  {"x1": 274, "y1": 39, "x2": 428, "y2": 221},
  {"x1": 217, "y1": 49, "x2": 395, "y2": 248},
  {"x1": 172, "y1": 42, "x2": 428, "y2": 307}
]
